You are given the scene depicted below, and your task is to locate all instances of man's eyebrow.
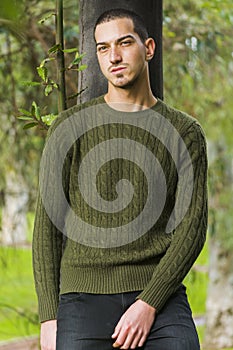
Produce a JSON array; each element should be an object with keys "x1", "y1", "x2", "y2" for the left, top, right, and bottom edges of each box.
[{"x1": 96, "y1": 35, "x2": 135, "y2": 47}]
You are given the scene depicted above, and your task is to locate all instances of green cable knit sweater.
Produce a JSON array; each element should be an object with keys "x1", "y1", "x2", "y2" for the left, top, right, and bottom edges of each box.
[{"x1": 33, "y1": 95, "x2": 208, "y2": 322}]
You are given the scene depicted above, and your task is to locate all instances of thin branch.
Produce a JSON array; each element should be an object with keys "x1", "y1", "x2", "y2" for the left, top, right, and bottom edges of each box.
[{"x1": 56, "y1": 0, "x2": 67, "y2": 112}]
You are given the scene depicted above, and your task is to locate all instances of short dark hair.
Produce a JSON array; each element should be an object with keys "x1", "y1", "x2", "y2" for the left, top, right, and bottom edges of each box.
[{"x1": 94, "y1": 8, "x2": 149, "y2": 43}]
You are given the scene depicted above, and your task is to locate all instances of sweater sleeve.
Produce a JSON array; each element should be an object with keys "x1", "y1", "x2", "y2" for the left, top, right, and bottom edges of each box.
[
  {"x1": 32, "y1": 116, "x2": 71, "y2": 323},
  {"x1": 136, "y1": 121, "x2": 208, "y2": 312}
]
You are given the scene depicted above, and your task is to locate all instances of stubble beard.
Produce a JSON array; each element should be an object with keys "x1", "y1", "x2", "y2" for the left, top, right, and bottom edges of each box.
[{"x1": 110, "y1": 73, "x2": 138, "y2": 90}]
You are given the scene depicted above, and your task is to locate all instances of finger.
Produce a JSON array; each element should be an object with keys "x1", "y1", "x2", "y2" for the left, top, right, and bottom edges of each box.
[
  {"x1": 137, "y1": 333, "x2": 148, "y2": 348},
  {"x1": 113, "y1": 326, "x2": 129, "y2": 348},
  {"x1": 120, "y1": 333, "x2": 141, "y2": 350},
  {"x1": 119, "y1": 334, "x2": 133, "y2": 349},
  {"x1": 112, "y1": 319, "x2": 122, "y2": 338},
  {"x1": 119, "y1": 328, "x2": 139, "y2": 349},
  {"x1": 112, "y1": 329, "x2": 120, "y2": 339},
  {"x1": 112, "y1": 324, "x2": 121, "y2": 339},
  {"x1": 128, "y1": 330, "x2": 143, "y2": 349}
]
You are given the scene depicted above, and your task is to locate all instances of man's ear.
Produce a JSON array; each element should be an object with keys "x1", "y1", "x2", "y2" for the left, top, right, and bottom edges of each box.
[{"x1": 145, "y1": 38, "x2": 156, "y2": 61}]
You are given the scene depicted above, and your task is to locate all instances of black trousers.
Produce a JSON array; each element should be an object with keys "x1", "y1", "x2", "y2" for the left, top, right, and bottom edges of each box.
[{"x1": 56, "y1": 285, "x2": 200, "y2": 350}]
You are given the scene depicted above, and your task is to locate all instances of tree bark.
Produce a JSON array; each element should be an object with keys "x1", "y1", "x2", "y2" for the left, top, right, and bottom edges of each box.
[
  {"x1": 78, "y1": 0, "x2": 163, "y2": 103},
  {"x1": 204, "y1": 143, "x2": 233, "y2": 349},
  {"x1": 1, "y1": 171, "x2": 28, "y2": 245},
  {"x1": 204, "y1": 239, "x2": 233, "y2": 349}
]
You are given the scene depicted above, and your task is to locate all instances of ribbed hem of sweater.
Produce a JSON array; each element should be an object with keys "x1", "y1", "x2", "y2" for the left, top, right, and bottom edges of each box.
[{"x1": 59, "y1": 262, "x2": 160, "y2": 295}]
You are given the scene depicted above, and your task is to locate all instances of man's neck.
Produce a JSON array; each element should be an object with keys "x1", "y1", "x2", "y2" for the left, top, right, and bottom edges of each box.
[{"x1": 104, "y1": 85, "x2": 157, "y2": 112}]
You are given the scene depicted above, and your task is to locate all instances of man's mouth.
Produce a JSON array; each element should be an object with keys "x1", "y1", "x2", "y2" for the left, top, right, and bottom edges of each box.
[{"x1": 110, "y1": 66, "x2": 127, "y2": 74}]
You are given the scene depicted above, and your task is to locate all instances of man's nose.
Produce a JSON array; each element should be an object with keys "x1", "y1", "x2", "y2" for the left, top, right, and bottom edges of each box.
[{"x1": 109, "y1": 46, "x2": 122, "y2": 64}]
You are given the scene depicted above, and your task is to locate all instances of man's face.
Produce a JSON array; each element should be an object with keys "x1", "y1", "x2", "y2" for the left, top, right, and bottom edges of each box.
[{"x1": 95, "y1": 18, "x2": 148, "y2": 89}]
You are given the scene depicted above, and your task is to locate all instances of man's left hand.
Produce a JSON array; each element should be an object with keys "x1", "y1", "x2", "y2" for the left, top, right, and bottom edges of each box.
[{"x1": 112, "y1": 299, "x2": 156, "y2": 349}]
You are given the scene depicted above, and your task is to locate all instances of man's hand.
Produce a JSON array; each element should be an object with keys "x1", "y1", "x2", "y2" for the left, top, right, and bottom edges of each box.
[
  {"x1": 40, "y1": 319, "x2": 57, "y2": 350},
  {"x1": 112, "y1": 299, "x2": 156, "y2": 349}
]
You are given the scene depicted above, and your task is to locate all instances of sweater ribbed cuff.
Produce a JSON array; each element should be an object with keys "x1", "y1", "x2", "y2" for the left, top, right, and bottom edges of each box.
[
  {"x1": 135, "y1": 278, "x2": 177, "y2": 313},
  {"x1": 38, "y1": 292, "x2": 59, "y2": 323}
]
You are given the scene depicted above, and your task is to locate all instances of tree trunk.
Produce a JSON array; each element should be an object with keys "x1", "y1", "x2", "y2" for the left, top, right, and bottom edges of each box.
[
  {"x1": 1, "y1": 171, "x2": 28, "y2": 245},
  {"x1": 78, "y1": 0, "x2": 163, "y2": 103},
  {"x1": 204, "y1": 143, "x2": 233, "y2": 349},
  {"x1": 204, "y1": 239, "x2": 233, "y2": 349}
]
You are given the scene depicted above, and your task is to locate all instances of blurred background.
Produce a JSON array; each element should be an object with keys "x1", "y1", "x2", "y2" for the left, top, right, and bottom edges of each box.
[{"x1": 0, "y1": 0, "x2": 232, "y2": 349}]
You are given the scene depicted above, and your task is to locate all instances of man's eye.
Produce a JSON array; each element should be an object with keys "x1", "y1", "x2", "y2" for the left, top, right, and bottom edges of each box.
[
  {"x1": 98, "y1": 46, "x2": 108, "y2": 52},
  {"x1": 121, "y1": 41, "x2": 132, "y2": 46}
]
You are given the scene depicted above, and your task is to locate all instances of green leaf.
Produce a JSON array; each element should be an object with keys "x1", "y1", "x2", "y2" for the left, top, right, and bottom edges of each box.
[
  {"x1": 44, "y1": 85, "x2": 53, "y2": 96},
  {"x1": 40, "y1": 57, "x2": 55, "y2": 67},
  {"x1": 63, "y1": 48, "x2": 78, "y2": 54},
  {"x1": 167, "y1": 31, "x2": 176, "y2": 38},
  {"x1": 71, "y1": 53, "x2": 86, "y2": 66},
  {"x1": 78, "y1": 64, "x2": 88, "y2": 71},
  {"x1": 31, "y1": 101, "x2": 41, "y2": 120},
  {"x1": 23, "y1": 122, "x2": 38, "y2": 129},
  {"x1": 50, "y1": 80, "x2": 58, "y2": 89},
  {"x1": 41, "y1": 114, "x2": 58, "y2": 126},
  {"x1": 38, "y1": 13, "x2": 55, "y2": 24},
  {"x1": 18, "y1": 108, "x2": 32, "y2": 117},
  {"x1": 20, "y1": 81, "x2": 41, "y2": 87},
  {"x1": 18, "y1": 116, "x2": 33, "y2": 121},
  {"x1": 48, "y1": 43, "x2": 62, "y2": 54},
  {"x1": 37, "y1": 66, "x2": 48, "y2": 82}
]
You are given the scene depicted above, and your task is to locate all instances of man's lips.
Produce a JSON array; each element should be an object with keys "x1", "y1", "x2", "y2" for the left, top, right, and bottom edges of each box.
[{"x1": 110, "y1": 66, "x2": 127, "y2": 74}]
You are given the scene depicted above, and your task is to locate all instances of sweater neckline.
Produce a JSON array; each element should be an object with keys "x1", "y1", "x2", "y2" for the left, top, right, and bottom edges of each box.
[{"x1": 97, "y1": 95, "x2": 164, "y2": 118}]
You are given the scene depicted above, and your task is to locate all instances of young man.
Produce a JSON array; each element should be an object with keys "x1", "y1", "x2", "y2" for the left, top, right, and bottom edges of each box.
[{"x1": 33, "y1": 8, "x2": 208, "y2": 350}]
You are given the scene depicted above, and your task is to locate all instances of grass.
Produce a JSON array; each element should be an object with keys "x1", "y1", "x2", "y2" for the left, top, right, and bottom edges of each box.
[
  {"x1": 184, "y1": 241, "x2": 208, "y2": 347},
  {"x1": 0, "y1": 246, "x2": 39, "y2": 341}
]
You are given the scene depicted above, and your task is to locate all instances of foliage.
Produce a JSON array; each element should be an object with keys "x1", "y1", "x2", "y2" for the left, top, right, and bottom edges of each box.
[
  {"x1": 0, "y1": 0, "x2": 80, "y2": 205},
  {"x1": 163, "y1": 0, "x2": 233, "y2": 249},
  {"x1": 18, "y1": 49, "x2": 86, "y2": 130}
]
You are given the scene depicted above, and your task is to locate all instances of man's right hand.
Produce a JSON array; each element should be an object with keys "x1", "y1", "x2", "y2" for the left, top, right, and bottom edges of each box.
[{"x1": 40, "y1": 319, "x2": 57, "y2": 350}]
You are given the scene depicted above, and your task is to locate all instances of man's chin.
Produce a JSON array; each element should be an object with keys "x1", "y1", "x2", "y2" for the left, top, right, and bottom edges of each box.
[{"x1": 111, "y1": 79, "x2": 134, "y2": 89}]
